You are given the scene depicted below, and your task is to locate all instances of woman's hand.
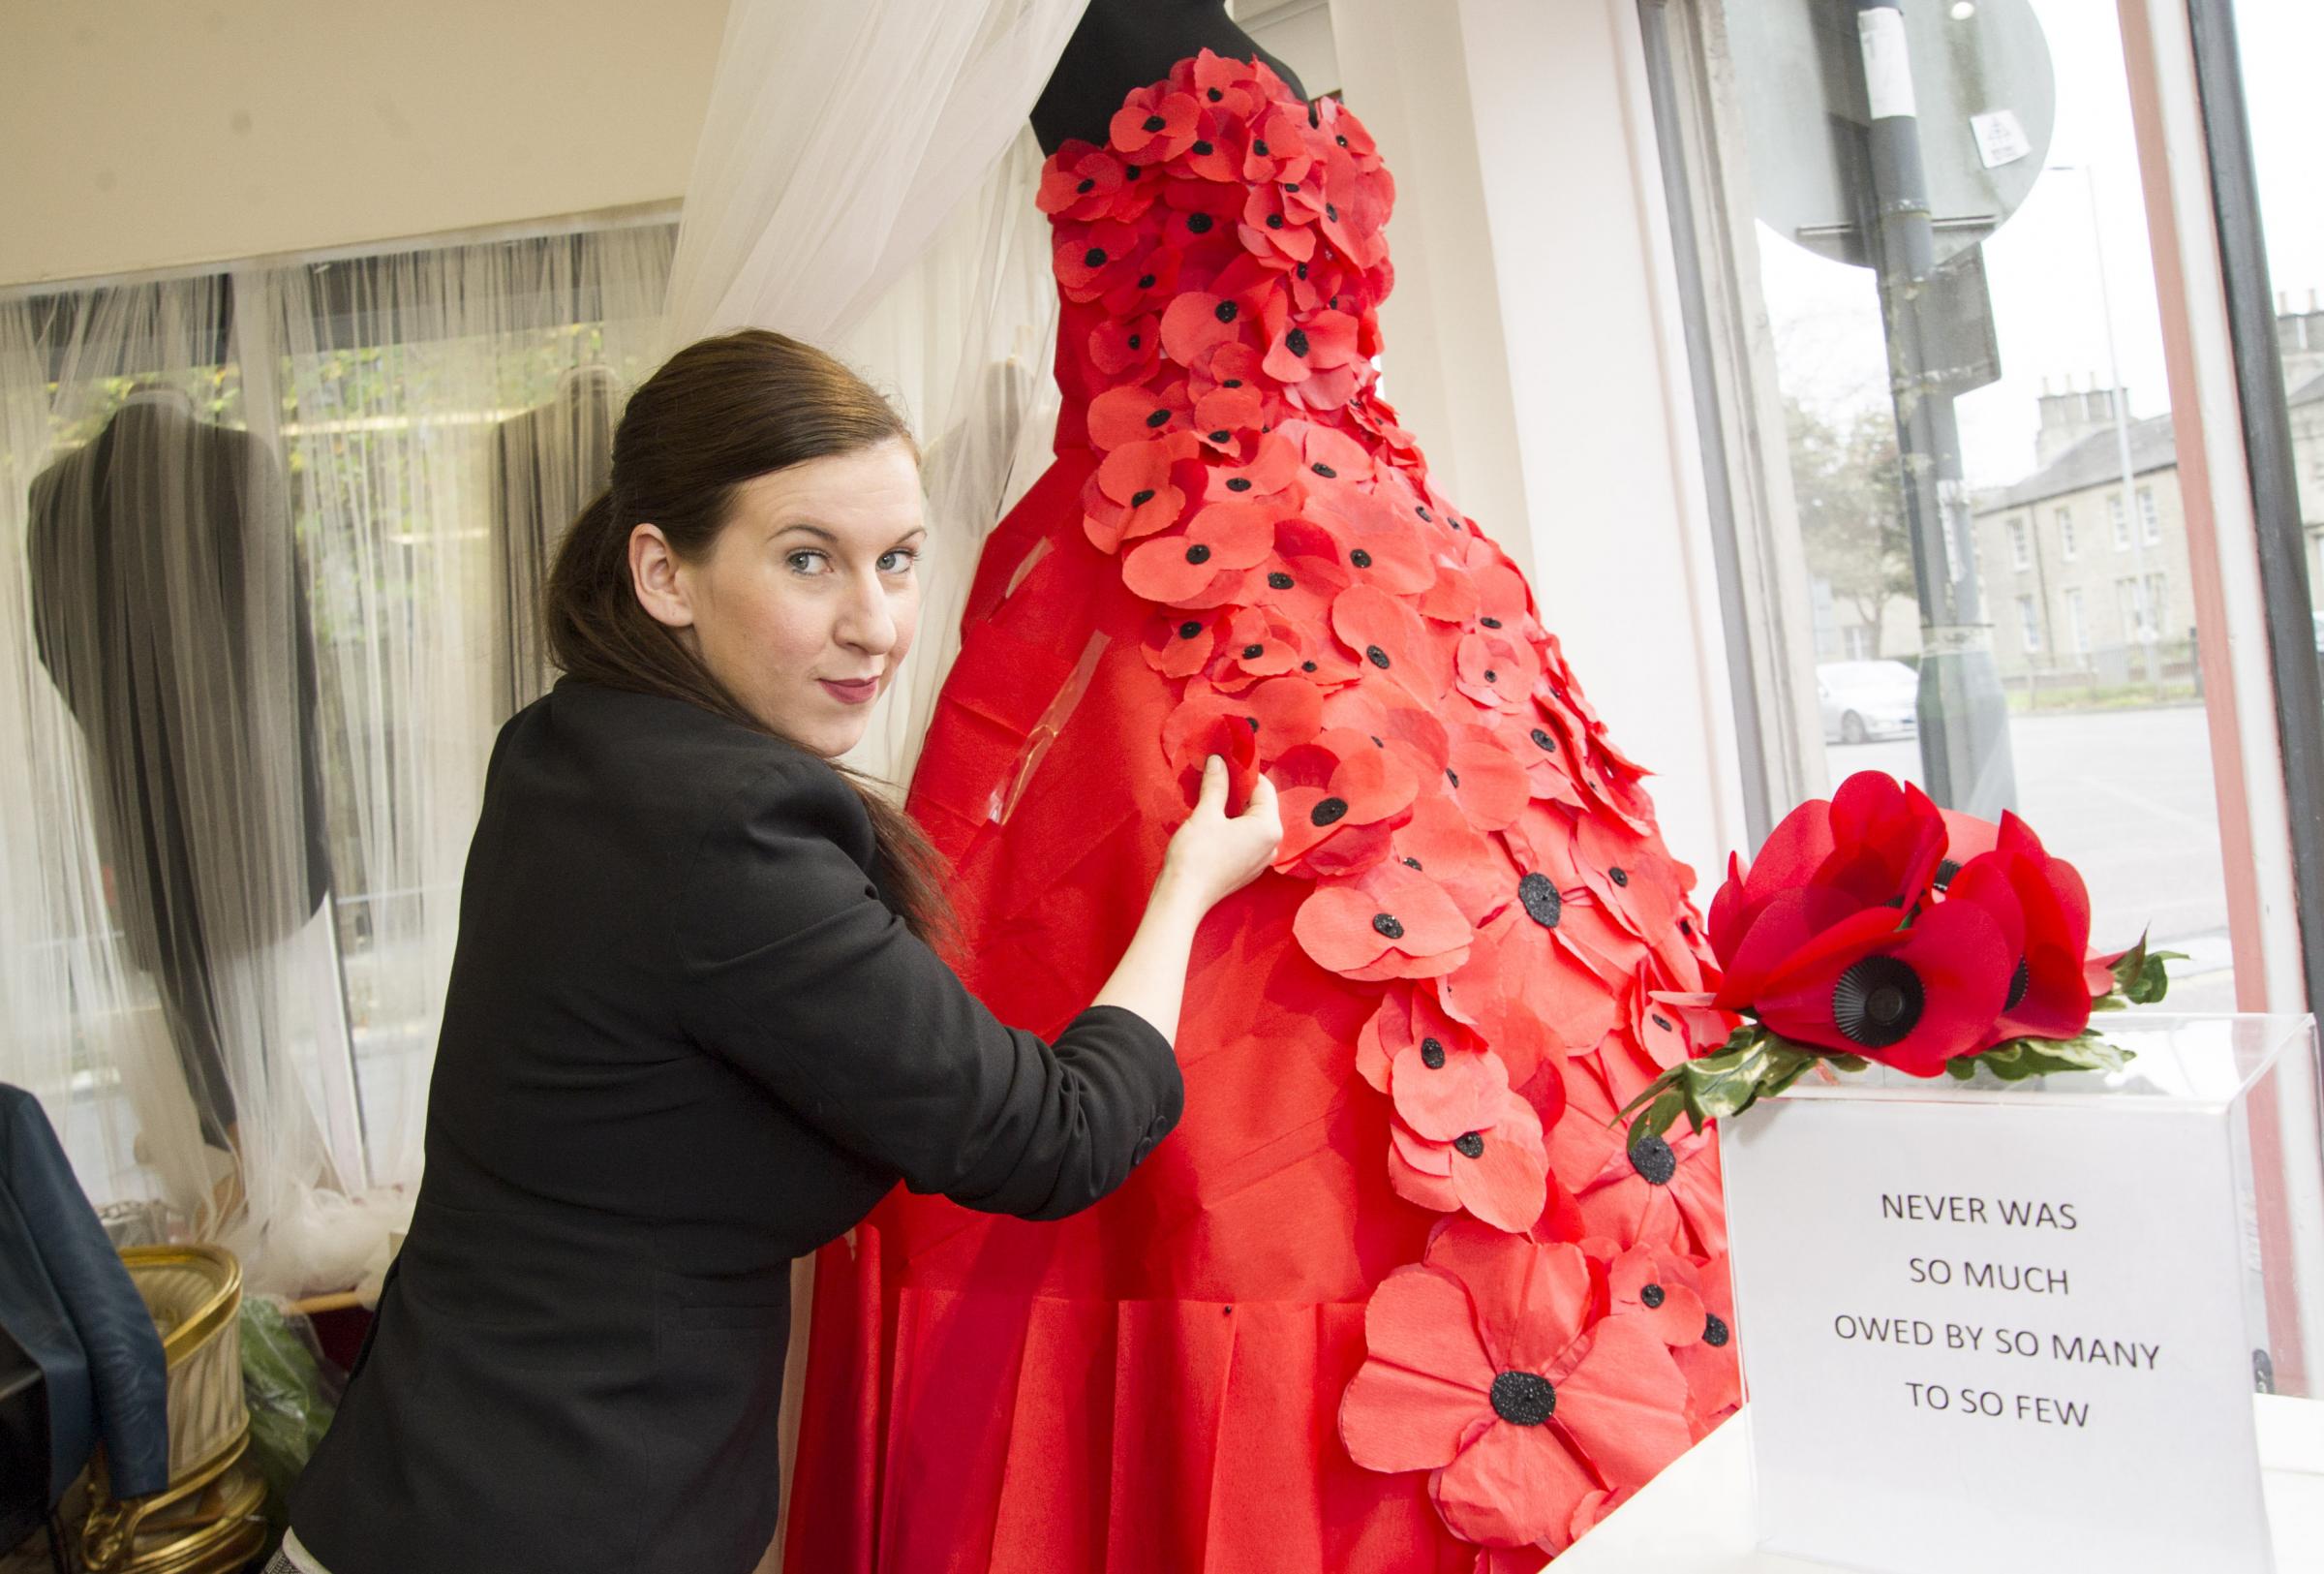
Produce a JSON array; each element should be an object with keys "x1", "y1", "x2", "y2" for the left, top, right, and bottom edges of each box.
[
  {"x1": 1092, "y1": 756, "x2": 1282, "y2": 1044},
  {"x1": 1159, "y1": 755, "x2": 1282, "y2": 911}
]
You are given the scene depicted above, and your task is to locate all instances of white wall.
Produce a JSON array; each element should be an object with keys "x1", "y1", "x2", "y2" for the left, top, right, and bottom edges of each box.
[
  {"x1": 0, "y1": 0, "x2": 728, "y2": 286},
  {"x1": 1334, "y1": 0, "x2": 1749, "y2": 877}
]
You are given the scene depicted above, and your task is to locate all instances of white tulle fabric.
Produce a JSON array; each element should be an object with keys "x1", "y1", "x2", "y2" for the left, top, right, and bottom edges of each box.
[
  {"x1": 0, "y1": 0, "x2": 1078, "y2": 1306},
  {"x1": 663, "y1": 0, "x2": 1087, "y2": 794}
]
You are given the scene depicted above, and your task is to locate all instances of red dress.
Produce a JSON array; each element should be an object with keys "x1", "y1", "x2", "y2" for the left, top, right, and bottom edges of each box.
[{"x1": 785, "y1": 52, "x2": 1738, "y2": 1574}]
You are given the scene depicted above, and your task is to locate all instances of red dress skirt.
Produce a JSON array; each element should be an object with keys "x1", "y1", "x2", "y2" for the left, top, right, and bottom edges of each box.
[{"x1": 785, "y1": 51, "x2": 1737, "y2": 1574}]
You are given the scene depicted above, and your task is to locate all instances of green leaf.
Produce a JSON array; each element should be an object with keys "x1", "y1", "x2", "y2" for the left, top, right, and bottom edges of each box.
[
  {"x1": 1970, "y1": 1031, "x2": 2133, "y2": 1082},
  {"x1": 1616, "y1": 1028, "x2": 1864, "y2": 1149},
  {"x1": 2102, "y1": 932, "x2": 2185, "y2": 1006}
]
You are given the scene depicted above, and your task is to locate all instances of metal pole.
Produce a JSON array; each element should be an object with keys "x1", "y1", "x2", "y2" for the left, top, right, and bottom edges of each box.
[{"x1": 1850, "y1": 0, "x2": 2018, "y2": 816}]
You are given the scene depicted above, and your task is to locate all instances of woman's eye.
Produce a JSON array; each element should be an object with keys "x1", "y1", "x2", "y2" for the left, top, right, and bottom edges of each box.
[
  {"x1": 879, "y1": 548, "x2": 920, "y2": 573},
  {"x1": 786, "y1": 550, "x2": 826, "y2": 573}
]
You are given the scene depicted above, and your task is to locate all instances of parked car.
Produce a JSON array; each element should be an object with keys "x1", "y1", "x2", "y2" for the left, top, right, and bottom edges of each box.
[{"x1": 1818, "y1": 659, "x2": 1919, "y2": 745}]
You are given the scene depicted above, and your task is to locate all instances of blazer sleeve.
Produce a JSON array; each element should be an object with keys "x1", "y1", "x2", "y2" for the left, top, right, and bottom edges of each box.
[{"x1": 671, "y1": 756, "x2": 1183, "y2": 1221}]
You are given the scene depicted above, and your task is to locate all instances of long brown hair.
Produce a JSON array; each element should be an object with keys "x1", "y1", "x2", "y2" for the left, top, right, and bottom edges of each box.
[{"x1": 543, "y1": 327, "x2": 955, "y2": 948}]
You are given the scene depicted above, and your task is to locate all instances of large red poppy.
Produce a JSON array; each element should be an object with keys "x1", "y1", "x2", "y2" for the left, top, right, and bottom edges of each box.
[
  {"x1": 1121, "y1": 499, "x2": 1277, "y2": 605},
  {"x1": 1749, "y1": 896, "x2": 2013, "y2": 1076},
  {"x1": 1337, "y1": 1227, "x2": 1692, "y2": 1550},
  {"x1": 1943, "y1": 812, "x2": 2098, "y2": 1047}
]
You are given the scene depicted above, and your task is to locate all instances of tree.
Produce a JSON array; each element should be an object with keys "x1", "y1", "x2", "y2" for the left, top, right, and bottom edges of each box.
[{"x1": 1786, "y1": 396, "x2": 1915, "y2": 655}]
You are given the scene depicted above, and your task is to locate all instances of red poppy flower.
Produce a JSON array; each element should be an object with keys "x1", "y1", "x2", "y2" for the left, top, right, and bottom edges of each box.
[
  {"x1": 1388, "y1": 795, "x2": 1515, "y2": 927},
  {"x1": 1386, "y1": 1066, "x2": 1548, "y2": 1231},
  {"x1": 1160, "y1": 289, "x2": 1255, "y2": 368},
  {"x1": 1294, "y1": 858, "x2": 1473, "y2": 981},
  {"x1": 1333, "y1": 582, "x2": 1451, "y2": 708},
  {"x1": 1271, "y1": 725, "x2": 1420, "y2": 874},
  {"x1": 1157, "y1": 701, "x2": 1259, "y2": 817},
  {"x1": 1098, "y1": 245, "x2": 1180, "y2": 318},
  {"x1": 1241, "y1": 104, "x2": 1318, "y2": 185},
  {"x1": 1605, "y1": 1241, "x2": 1708, "y2": 1349},
  {"x1": 1550, "y1": 1068, "x2": 1727, "y2": 1256},
  {"x1": 1493, "y1": 703, "x2": 1583, "y2": 809},
  {"x1": 1672, "y1": 1253, "x2": 1741, "y2": 1429},
  {"x1": 1121, "y1": 499, "x2": 1275, "y2": 605},
  {"x1": 1316, "y1": 94, "x2": 1383, "y2": 172},
  {"x1": 1084, "y1": 308, "x2": 1156, "y2": 381},
  {"x1": 1261, "y1": 293, "x2": 1361, "y2": 385},
  {"x1": 1209, "y1": 603, "x2": 1312, "y2": 687},
  {"x1": 1573, "y1": 814, "x2": 1681, "y2": 943},
  {"x1": 1233, "y1": 516, "x2": 1354, "y2": 634},
  {"x1": 1440, "y1": 902, "x2": 1619, "y2": 1090},
  {"x1": 1141, "y1": 606, "x2": 1218, "y2": 680},
  {"x1": 1576, "y1": 730, "x2": 1659, "y2": 835},
  {"x1": 1944, "y1": 812, "x2": 2098, "y2": 1047},
  {"x1": 1337, "y1": 1226, "x2": 1692, "y2": 1550},
  {"x1": 1311, "y1": 483, "x2": 1440, "y2": 596},
  {"x1": 1238, "y1": 180, "x2": 1319, "y2": 264},
  {"x1": 1054, "y1": 220, "x2": 1151, "y2": 305},
  {"x1": 1189, "y1": 48, "x2": 1264, "y2": 121},
  {"x1": 1038, "y1": 146, "x2": 1148, "y2": 224},
  {"x1": 1453, "y1": 627, "x2": 1539, "y2": 712},
  {"x1": 1086, "y1": 379, "x2": 1192, "y2": 451},
  {"x1": 1750, "y1": 896, "x2": 2013, "y2": 1076},
  {"x1": 1357, "y1": 982, "x2": 1481, "y2": 1094},
  {"x1": 1160, "y1": 177, "x2": 1248, "y2": 251},
  {"x1": 1443, "y1": 722, "x2": 1528, "y2": 831},
  {"x1": 1109, "y1": 85, "x2": 1201, "y2": 163},
  {"x1": 1162, "y1": 675, "x2": 1323, "y2": 779},
  {"x1": 1083, "y1": 434, "x2": 1195, "y2": 553}
]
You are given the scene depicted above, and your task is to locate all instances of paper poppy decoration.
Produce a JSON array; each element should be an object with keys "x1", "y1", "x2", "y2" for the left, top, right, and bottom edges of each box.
[
  {"x1": 1337, "y1": 1225, "x2": 1692, "y2": 1550},
  {"x1": 1293, "y1": 860, "x2": 1474, "y2": 982}
]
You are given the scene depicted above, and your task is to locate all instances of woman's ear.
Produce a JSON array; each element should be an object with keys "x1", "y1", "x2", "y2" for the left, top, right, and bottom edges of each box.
[{"x1": 628, "y1": 522, "x2": 695, "y2": 631}]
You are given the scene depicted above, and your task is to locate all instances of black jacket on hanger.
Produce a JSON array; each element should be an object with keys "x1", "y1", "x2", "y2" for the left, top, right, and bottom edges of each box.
[
  {"x1": 0, "y1": 1085, "x2": 169, "y2": 1510},
  {"x1": 289, "y1": 678, "x2": 1182, "y2": 1574}
]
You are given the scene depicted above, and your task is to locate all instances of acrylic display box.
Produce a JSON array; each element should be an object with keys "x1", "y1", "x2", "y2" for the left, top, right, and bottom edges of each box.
[{"x1": 1717, "y1": 1012, "x2": 2324, "y2": 1574}]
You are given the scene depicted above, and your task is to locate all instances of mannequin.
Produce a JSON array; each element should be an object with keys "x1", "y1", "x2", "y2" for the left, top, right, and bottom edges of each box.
[
  {"x1": 1029, "y1": 0, "x2": 1305, "y2": 154},
  {"x1": 488, "y1": 365, "x2": 623, "y2": 720},
  {"x1": 25, "y1": 387, "x2": 333, "y2": 1156}
]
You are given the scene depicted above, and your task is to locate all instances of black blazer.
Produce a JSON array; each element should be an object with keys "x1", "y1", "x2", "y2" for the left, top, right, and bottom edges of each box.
[{"x1": 290, "y1": 679, "x2": 1181, "y2": 1574}]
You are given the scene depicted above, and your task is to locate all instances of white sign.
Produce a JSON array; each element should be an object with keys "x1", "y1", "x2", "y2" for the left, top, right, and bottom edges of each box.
[
  {"x1": 1857, "y1": 9, "x2": 1918, "y2": 121},
  {"x1": 1972, "y1": 108, "x2": 2034, "y2": 170},
  {"x1": 1722, "y1": 1092, "x2": 2272, "y2": 1573}
]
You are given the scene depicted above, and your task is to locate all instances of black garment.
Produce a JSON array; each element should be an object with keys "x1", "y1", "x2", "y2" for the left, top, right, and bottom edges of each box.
[
  {"x1": 1031, "y1": 0, "x2": 1306, "y2": 153},
  {"x1": 290, "y1": 679, "x2": 1182, "y2": 1574},
  {"x1": 0, "y1": 1085, "x2": 170, "y2": 1508},
  {"x1": 25, "y1": 396, "x2": 334, "y2": 1141}
]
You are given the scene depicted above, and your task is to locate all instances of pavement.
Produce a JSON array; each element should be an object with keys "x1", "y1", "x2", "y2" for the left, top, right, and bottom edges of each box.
[{"x1": 1830, "y1": 702, "x2": 2242, "y2": 1012}]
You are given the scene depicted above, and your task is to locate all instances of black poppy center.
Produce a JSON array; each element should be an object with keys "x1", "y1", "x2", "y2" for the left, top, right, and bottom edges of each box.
[
  {"x1": 2005, "y1": 956, "x2": 2030, "y2": 1012},
  {"x1": 1228, "y1": 477, "x2": 1254, "y2": 492},
  {"x1": 1831, "y1": 955, "x2": 1925, "y2": 1049},
  {"x1": 1301, "y1": 661, "x2": 1318, "y2": 672},
  {"x1": 1421, "y1": 1037, "x2": 1447, "y2": 1069},
  {"x1": 1267, "y1": 213, "x2": 1285, "y2": 230},
  {"x1": 1084, "y1": 247, "x2": 1107, "y2": 267},
  {"x1": 1192, "y1": 139, "x2": 1214, "y2": 156},
  {"x1": 1488, "y1": 1371, "x2": 1556, "y2": 1427},
  {"x1": 1214, "y1": 299, "x2": 1238, "y2": 324},
  {"x1": 1146, "y1": 408, "x2": 1172, "y2": 428},
  {"x1": 1519, "y1": 872, "x2": 1562, "y2": 929},
  {"x1": 1177, "y1": 621, "x2": 1203, "y2": 640},
  {"x1": 1311, "y1": 796, "x2": 1349, "y2": 827},
  {"x1": 1704, "y1": 1313, "x2": 1730, "y2": 1348},
  {"x1": 1371, "y1": 911, "x2": 1404, "y2": 941},
  {"x1": 1481, "y1": 616, "x2": 1502, "y2": 629},
  {"x1": 1268, "y1": 571, "x2": 1295, "y2": 589},
  {"x1": 1484, "y1": 670, "x2": 1498, "y2": 684},
  {"x1": 1143, "y1": 114, "x2": 1168, "y2": 132},
  {"x1": 1365, "y1": 644, "x2": 1391, "y2": 669},
  {"x1": 1452, "y1": 1131, "x2": 1485, "y2": 1159},
  {"x1": 1285, "y1": 326, "x2": 1311, "y2": 357},
  {"x1": 1076, "y1": 177, "x2": 1096, "y2": 194},
  {"x1": 1242, "y1": 643, "x2": 1266, "y2": 660},
  {"x1": 1350, "y1": 548, "x2": 1372, "y2": 568},
  {"x1": 1208, "y1": 87, "x2": 1223, "y2": 102},
  {"x1": 1253, "y1": 139, "x2": 1271, "y2": 156},
  {"x1": 1185, "y1": 543, "x2": 1211, "y2": 564},
  {"x1": 1640, "y1": 1283, "x2": 1667, "y2": 1310},
  {"x1": 1934, "y1": 857, "x2": 1962, "y2": 891},
  {"x1": 1185, "y1": 212, "x2": 1213, "y2": 233},
  {"x1": 1131, "y1": 488, "x2": 1155, "y2": 507},
  {"x1": 1137, "y1": 272, "x2": 1157, "y2": 289},
  {"x1": 1628, "y1": 1133, "x2": 1677, "y2": 1187},
  {"x1": 1310, "y1": 462, "x2": 1336, "y2": 479},
  {"x1": 1531, "y1": 727, "x2": 1556, "y2": 753},
  {"x1": 1609, "y1": 866, "x2": 1630, "y2": 887}
]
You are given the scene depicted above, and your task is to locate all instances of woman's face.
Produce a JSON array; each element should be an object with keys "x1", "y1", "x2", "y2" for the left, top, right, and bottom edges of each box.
[{"x1": 632, "y1": 439, "x2": 925, "y2": 758}]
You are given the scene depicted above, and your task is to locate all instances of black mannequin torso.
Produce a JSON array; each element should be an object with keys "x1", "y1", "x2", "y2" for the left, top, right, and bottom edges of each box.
[{"x1": 1031, "y1": 0, "x2": 1307, "y2": 153}]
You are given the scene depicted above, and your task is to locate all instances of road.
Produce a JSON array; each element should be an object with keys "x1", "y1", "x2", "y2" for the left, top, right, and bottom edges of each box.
[{"x1": 1829, "y1": 703, "x2": 2239, "y2": 1011}]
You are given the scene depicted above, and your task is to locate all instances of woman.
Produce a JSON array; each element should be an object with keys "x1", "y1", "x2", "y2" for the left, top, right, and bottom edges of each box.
[{"x1": 278, "y1": 328, "x2": 1281, "y2": 1574}]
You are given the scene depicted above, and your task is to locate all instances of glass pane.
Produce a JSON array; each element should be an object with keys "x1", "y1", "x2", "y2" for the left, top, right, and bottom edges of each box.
[
  {"x1": 1711, "y1": 0, "x2": 2239, "y2": 1010},
  {"x1": 2228, "y1": 0, "x2": 2324, "y2": 777}
]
